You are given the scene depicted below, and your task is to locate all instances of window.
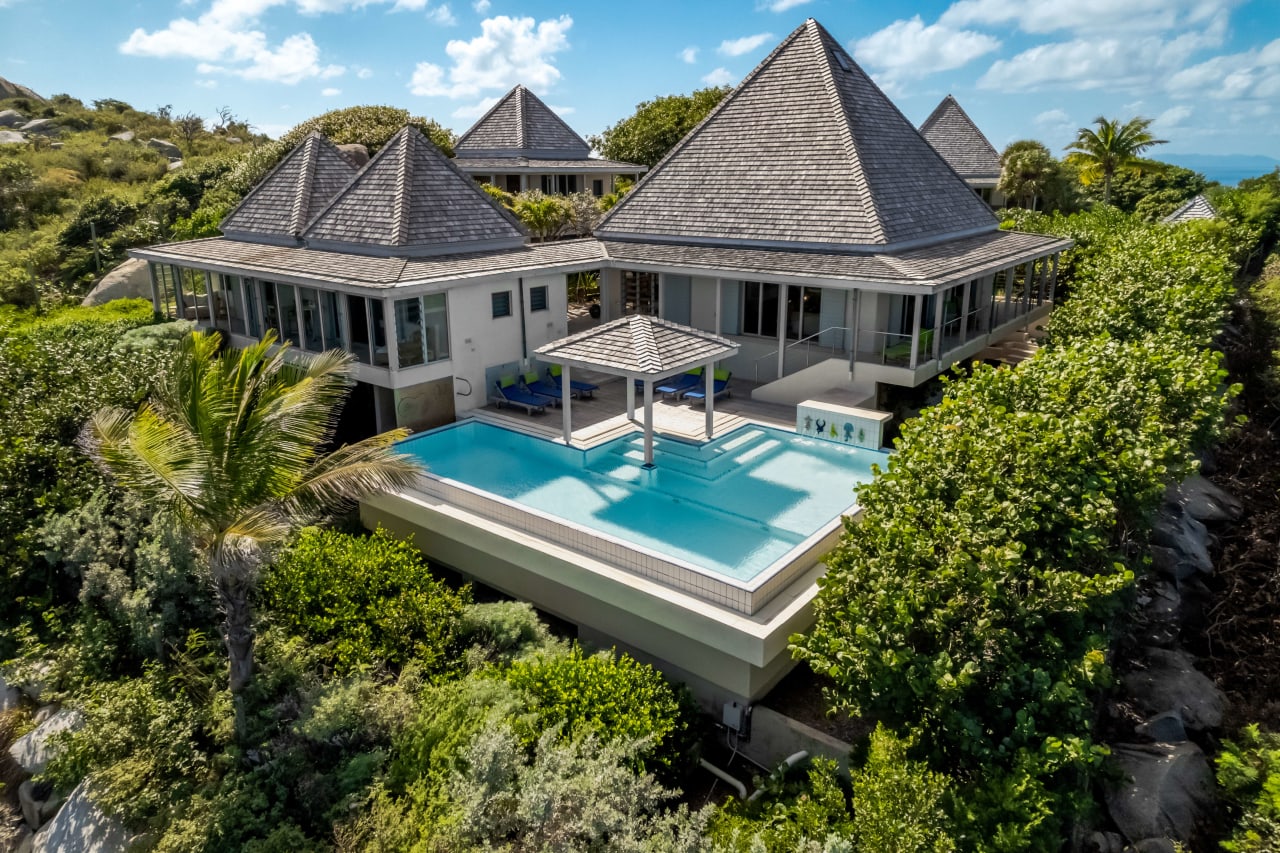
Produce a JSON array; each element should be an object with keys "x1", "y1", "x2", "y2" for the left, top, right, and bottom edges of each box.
[
  {"x1": 221, "y1": 274, "x2": 247, "y2": 336},
  {"x1": 394, "y1": 297, "x2": 425, "y2": 368},
  {"x1": 742, "y1": 281, "x2": 780, "y2": 338},
  {"x1": 346, "y1": 293, "x2": 370, "y2": 364},
  {"x1": 321, "y1": 290, "x2": 345, "y2": 349},
  {"x1": 299, "y1": 287, "x2": 323, "y2": 352},
  {"x1": 540, "y1": 174, "x2": 578, "y2": 194},
  {"x1": 261, "y1": 281, "x2": 281, "y2": 337},
  {"x1": 592, "y1": 179, "x2": 604, "y2": 197},
  {"x1": 277, "y1": 282, "x2": 300, "y2": 345},
  {"x1": 492, "y1": 290, "x2": 512, "y2": 318},
  {"x1": 530, "y1": 285, "x2": 549, "y2": 312},
  {"x1": 505, "y1": 175, "x2": 521, "y2": 193},
  {"x1": 423, "y1": 293, "x2": 449, "y2": 361},
  {"x1": 473, "y1": 175, "x2": 491, "y2": 185},
  {"x1": 622, "y1": 270, "x2": 659, "y2": 316},
  {"x1": 244, "y1": 279, "x2": 261, "y2": 336}
]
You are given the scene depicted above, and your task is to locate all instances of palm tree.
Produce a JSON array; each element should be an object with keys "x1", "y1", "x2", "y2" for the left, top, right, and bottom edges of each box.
[
  {"x1": 82, "y1": 330, "x2": 422, "y2": 737},
  {"x1": 1065, "y1": 116, "x2": 1167, "y2": 205}
]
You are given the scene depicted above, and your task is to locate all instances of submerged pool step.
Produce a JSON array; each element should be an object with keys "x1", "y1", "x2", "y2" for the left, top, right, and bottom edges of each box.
[{"x1": 596, "y1": 429, "x2": 781, "y2": 481}]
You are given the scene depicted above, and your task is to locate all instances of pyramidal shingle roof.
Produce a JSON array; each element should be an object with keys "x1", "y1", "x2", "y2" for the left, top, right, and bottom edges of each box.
[
  {"x1": 1163, "y1": 193, "x2": 1218, "y2": 223},
  {"x1": 919, "y1": 95, "x2": 1002, "y2": 182},
  {"x1": 220, "y1": 132, "x2": 357, "y2": 245},
  {"x1": 304, "y1": 125, "x2": 526, "y2": 257},
  {"x1": 535, "y1": 315, "x2": 737, "y2": 377},
  {"x1": 596, "y1": 19, "x2": 996, "y2": 251},
  {"x1": 455, "y1": 85, "x2": 591, "y2": 159}
]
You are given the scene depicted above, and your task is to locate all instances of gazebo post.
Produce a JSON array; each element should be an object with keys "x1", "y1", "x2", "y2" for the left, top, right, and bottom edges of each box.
[
  {"x1": 643, "y1": 380, "x2": 655, "y2": 468},
  {"x1": 561, "y1": 363, "x2": 572, "y2": 445},
  {"x1": 626, "y1": 378, "x2": 635, "y2": 420},
  {"x1": 704, "y1": 361, "x2": 715, "y2": 440}
]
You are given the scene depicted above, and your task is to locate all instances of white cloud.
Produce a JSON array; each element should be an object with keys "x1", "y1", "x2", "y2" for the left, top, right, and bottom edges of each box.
[
  {"x1": 979, "y1": 25, "x2": 1227, "y2": 93},
  {"x1": 758, "y1": 0, "x2": 812, "y2": 11},
  {"x1": 680, "y1": 46, "x2": 698, "y2": 64},
  {"x1": 355, "y1": 65, "x2": 373, "y2": 78},
  {"x1": 1153, "y1": 104, "x2": 1193, "y2": 130},
  {"x1": 549, "y1": 104, "x2": 574, "y2": 115},
  {"x1": 409, "y1": 14, "x2": 572, "y2": 98},
  {"x1": 321, "y1": 86, "x2": 341, "y2": 95},
  {"x1": 425, "y1": 3, "x2": 456, "y2": 25},
  {"x1": 702, "y1": 67, "x2": 735, "y2": 86},
  {"x1": 472, "y1": 0, "x2": 489, "y2": 10},
  {"x1": 940, "y1": 0, "x2": 1240, "y2": 36},
  {"x1": 853, "y1": 16, "x2": 1000, "y2": 79},
  {"x1": 195, "y1": 78, "x2": 219, "y2": 88},
  {"x1": 119, "y1": 0, "x2": 434, "y2": 83},
  {"x1": 718, "y1": 33, "x2": 773, "y2": 57},
  {"x1": 1034, "y1": 108, "x2": 1069, "y2": 127},
  {"x1": 1167, "y1": 38, "x2": 1280, "y2": 101}
]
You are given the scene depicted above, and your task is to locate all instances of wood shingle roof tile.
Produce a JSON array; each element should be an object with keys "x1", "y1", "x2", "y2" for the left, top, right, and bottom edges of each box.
[
  {"x1": 596, "y1": 19, "x2": 997, "y2": 251},
  {"x1": 535, "y1": 315, "x2": 737, "y2": 377},
  {"x1": 919, "y1": 95, "x2": 1002, "y2": 182},
  {"x1": 455, "y1": 85, "x2": 591, "y2": 159},
  {"x1": 220, "y1": 132, "x2": 358, "y2": 244}
]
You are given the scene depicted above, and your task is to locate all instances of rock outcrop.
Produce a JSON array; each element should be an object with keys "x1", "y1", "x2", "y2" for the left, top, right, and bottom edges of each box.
[
  {"x1": 146, "y1": 138, "x2": 181, "y2": 159},
  {"x1": 1106, "y1": 741, "x2": 1215, "y2": 844}
]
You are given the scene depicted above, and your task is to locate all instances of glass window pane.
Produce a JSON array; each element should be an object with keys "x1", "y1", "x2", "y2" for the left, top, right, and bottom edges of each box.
[
  {"x1": 394, "y1": 298, "x2": 425, "y2": 368},
  {"x1": 321, "y1": 290, "x2": 345, "y2": 350},
  {"x1": 761, "y1": 283, "x2": 779, "y2": 338},
  {"x1": 245, "y1": 279, "x2": 261, "y2": 337},
  {"x1": 299, "y1": 288, "x2": 323, "y2": 352},
  {"x1": 261, "y1": 281, "x2": 281, "y2": 337},
  {"x1": 347, "y1": 294, "x2": 370, "y2": 364},
  {"x1": 424, "y1": 293, "x2": 449, "y2": 362},
  {"x1": 223, "y1": 275, "x2": 247, "y2": 336},
  {"x1": 492, "y1": 291, "x2": 511, "y2": 318},
  {"x1": 370, "y1": 298, "x2": 388, "y2": 367},
  {"x1": 277, "y1": 283, "x2": 299, "y2": 345},
  {"x1": 743, "y1": 281, "x2": 760, "y2": 335}
]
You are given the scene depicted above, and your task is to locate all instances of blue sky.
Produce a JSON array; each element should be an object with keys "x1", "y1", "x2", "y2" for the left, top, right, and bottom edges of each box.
[{"x1": 2, "y1": 0, "x2": 1279, "y2": 158}]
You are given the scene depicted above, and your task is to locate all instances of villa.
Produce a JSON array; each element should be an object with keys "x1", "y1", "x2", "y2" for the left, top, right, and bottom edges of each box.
[
  {"x1": 452, "y1": 84, "x2": 645, "y2": 197},
  {"x1": 130, "y1": 19, "x2": 1070, "y2": 709},
  {"x1": 919, "y1": 94, "x2": 1006, "y2": 208}
]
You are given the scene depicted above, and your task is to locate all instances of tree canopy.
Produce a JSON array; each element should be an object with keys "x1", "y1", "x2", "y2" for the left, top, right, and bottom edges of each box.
[
  {"x1": 1064, "y1": 115, "x2": 1167, "y2": 205},
  {"x1": 588, "y1": 86, "x2": 730, "y2": 168}
]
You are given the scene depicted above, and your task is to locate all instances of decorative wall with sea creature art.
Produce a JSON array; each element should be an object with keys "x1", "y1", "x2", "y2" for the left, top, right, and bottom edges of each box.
[{"x1": 795, "y1": 399, "x2": 892, "y2": 450}]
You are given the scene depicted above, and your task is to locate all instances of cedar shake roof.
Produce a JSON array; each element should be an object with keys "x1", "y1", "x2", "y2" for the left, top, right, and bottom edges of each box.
[
  {"x1": 304, "y1": 125, "x2": 526, "y2": 257},
  {"x1": 220, "y1": 132, "x2": 358, "y2": 244},
  {"x1": 1163, "y1": 194, "x2": 1218, "y2": 223},
  {"x1": 456, "y1": 85, "x2": 591, "y2": 159},
  {"x1": 452, "y1": 156, "x2": 644, "y2": 173},
  {"x1": 919, "y1": 95, "x2": 1002, "y2": 182},
  {"x1": 596, "y1": 19, "x2": 997, "y2": 251},
  {"x1": 599, "y1": 229, "x2": 1070, "y2": 290},
  {"x1": 535, "y1": 315, "x2": 738, "y2": 377},
  {"x1": 133, "y1": 237, "x2": 605, "y2": 290}
]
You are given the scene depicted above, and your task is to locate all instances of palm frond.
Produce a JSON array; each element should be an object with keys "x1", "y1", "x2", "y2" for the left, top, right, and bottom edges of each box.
[{"x1": 278, "y1": 429, "x2": 422, "y2": 524}]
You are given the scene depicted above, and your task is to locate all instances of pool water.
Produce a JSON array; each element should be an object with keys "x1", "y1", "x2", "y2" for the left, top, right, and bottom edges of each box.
[{"x1": 399, "y1": 421, "x2": 888, "y2": 582}]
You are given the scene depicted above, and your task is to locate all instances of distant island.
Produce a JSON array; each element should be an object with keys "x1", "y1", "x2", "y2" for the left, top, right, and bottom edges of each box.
[{"x1": 1161, "y1": 152, "x2": 1280, "y2": 186}]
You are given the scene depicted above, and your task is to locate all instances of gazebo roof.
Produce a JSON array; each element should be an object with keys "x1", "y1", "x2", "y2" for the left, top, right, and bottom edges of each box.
[{"x1": 535, "y1": 315, "x2": 738, "y2": 378}]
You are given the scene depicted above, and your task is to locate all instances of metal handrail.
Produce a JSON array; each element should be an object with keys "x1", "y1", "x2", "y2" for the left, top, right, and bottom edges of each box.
[{"x1": 753, "y1": 326, "x2": 850, "y2": 382}]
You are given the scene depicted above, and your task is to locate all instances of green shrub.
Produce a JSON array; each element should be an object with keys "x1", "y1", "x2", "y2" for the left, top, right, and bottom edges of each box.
[
  {"x1": 504, "y1": 644, "x2": 696, "y2": 774},
  {"x1": 1216, "y1": 724, "x2": 1280, "y2": 853},
  {"x1": 851, "y1": 725, "x2": 955, "y2": 853},
  {"x1": 457, "y1": 600, "x2": 555, "y2": 669},
  {"x1": 260, "y1": 527, "x2": 469, "y2": 674},
  {"x1": 708, "y1": 758, "x2": 856, "y2": 852}
]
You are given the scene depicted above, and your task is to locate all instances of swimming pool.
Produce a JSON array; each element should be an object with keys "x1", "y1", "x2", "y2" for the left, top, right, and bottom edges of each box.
[{"x1": 398, "y1": 420, "x2": 887, "y2": 584}]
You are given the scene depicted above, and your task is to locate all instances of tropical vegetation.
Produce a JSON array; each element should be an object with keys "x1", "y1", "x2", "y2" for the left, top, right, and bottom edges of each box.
[{"x1": 1064, "y1": 115, "x2": 1168, "y2": 205}]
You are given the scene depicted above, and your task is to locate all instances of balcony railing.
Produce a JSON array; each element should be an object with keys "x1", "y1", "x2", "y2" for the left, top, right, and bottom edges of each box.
[{"x1": 753, "y1": 326, "x2": 850, "y2": 382}]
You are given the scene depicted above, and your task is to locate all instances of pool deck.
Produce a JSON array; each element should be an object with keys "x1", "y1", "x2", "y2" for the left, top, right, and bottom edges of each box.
[{"x1": 473, "y1": 373, "x2": 798, "y2": 447}]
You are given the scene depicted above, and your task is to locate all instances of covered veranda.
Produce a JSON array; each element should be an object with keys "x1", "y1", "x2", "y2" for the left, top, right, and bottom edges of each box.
[{"x1": 534, "y1": 315, "x2": 739, "y2": 467}]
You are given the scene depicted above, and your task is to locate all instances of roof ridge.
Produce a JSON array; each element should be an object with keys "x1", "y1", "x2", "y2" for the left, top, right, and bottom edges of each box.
[
  {"x1": 810, "y1": 22, "x2": 888, "y2": 244},
  {"x1": 516, "y1": 85, "x2": 527, "y2": 149},
  {"x1": 599, "y1": 22, "x2": 812, "y2": 228},
  {"x1": 289, "y1": 133, "x2": 320, "y2": 237},
  {"x1": 393, "y1": 128, "x2": 412, "y2": 246}
]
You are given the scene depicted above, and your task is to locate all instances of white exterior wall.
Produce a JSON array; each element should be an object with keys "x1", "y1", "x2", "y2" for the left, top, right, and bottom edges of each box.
[{"x1": 523, "y1": 273, "x2": 570, "y2": 351}]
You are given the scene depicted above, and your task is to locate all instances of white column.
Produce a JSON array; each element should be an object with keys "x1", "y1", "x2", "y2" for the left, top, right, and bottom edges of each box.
[
  {"x1": 908, "y1": 293, "x2": 923, "y2": 369},
  {"x1": 626, "y1": 377, "x2": 635, "y2": 419},
  {"x1": 382, "y1": 298, "x2": 398, "y2": 371},
  {"x1": 775, "y1": 285, "x2": 786, "y2": 381},
  {"x1": 293, "y1": 283, "x2": 305, "y2": 347},
  {"x1": 714, "y1": 278, "x2": 723, "y2": 335},
  {"x1": 561, "y1": 364, "x2": 572, "y2": 445},
  {"x1": 339, "y1": 291, "x2": 352, "y2": 354},
  {"x1": 961, "y1": 279, "x2": 973, "y2": 344},
  {"x1": 932, "y1": 289, "x2": 944, "y2": 360},
  {"x1": 705, "y1": 363, "x2": 715, "y2": 440},
  {"x1": 643, "y1": 380, "x2": 655, "y2": 467},
  {"x1": 847, "y1": 290, "x2": 860, "y2": 373}
]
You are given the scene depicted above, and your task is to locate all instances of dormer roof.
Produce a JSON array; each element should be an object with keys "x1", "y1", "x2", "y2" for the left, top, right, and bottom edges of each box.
[
  {"x1": 919, "y1": 95, "x2": 1002, "y2": 182},
  {"x1": 455, "y1": 85, "x2": 591, "y2": 159},
  {"x1": 595, "y1": 20, "x2": 996, "y2": 252},
  {"x1": 220, "y1": 131, "x2": 358, "y2": 245},
  {"x1": 303, "y1": 125, "x2": 526, "y2": 258}
]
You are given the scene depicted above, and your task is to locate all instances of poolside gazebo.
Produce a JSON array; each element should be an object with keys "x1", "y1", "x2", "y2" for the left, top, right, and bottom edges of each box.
[{"x1": 534, "y1": 315, "x2": 739, "y2": 466}]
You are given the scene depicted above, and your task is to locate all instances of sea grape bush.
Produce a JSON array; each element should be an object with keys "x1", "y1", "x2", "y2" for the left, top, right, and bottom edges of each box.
[{"x1": 792, "y1": 210, "x2": 1238, "y2": 849}]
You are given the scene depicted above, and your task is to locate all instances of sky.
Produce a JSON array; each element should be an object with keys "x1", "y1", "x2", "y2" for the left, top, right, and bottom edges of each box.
[{"x1": 1, "y1": 0, "x2": 1279, "y2": 159}]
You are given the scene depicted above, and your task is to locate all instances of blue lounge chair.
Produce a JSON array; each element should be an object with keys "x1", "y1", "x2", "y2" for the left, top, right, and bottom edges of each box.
[
  {"x1": 655, "y1": 368, "x2": 703, "y2": 398},
  {"x1": 522, "y1": 370, "x2": 569, "y2": 404},
  {"x1": 682, "y1": 369, "x2": 732, "y2": 403},
  {"x1": 493, "y1": 375, "x2": 552, "y2": 414},
  {"x1": 548, "y1": 364, "x2": 597, "y2": 398}
]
